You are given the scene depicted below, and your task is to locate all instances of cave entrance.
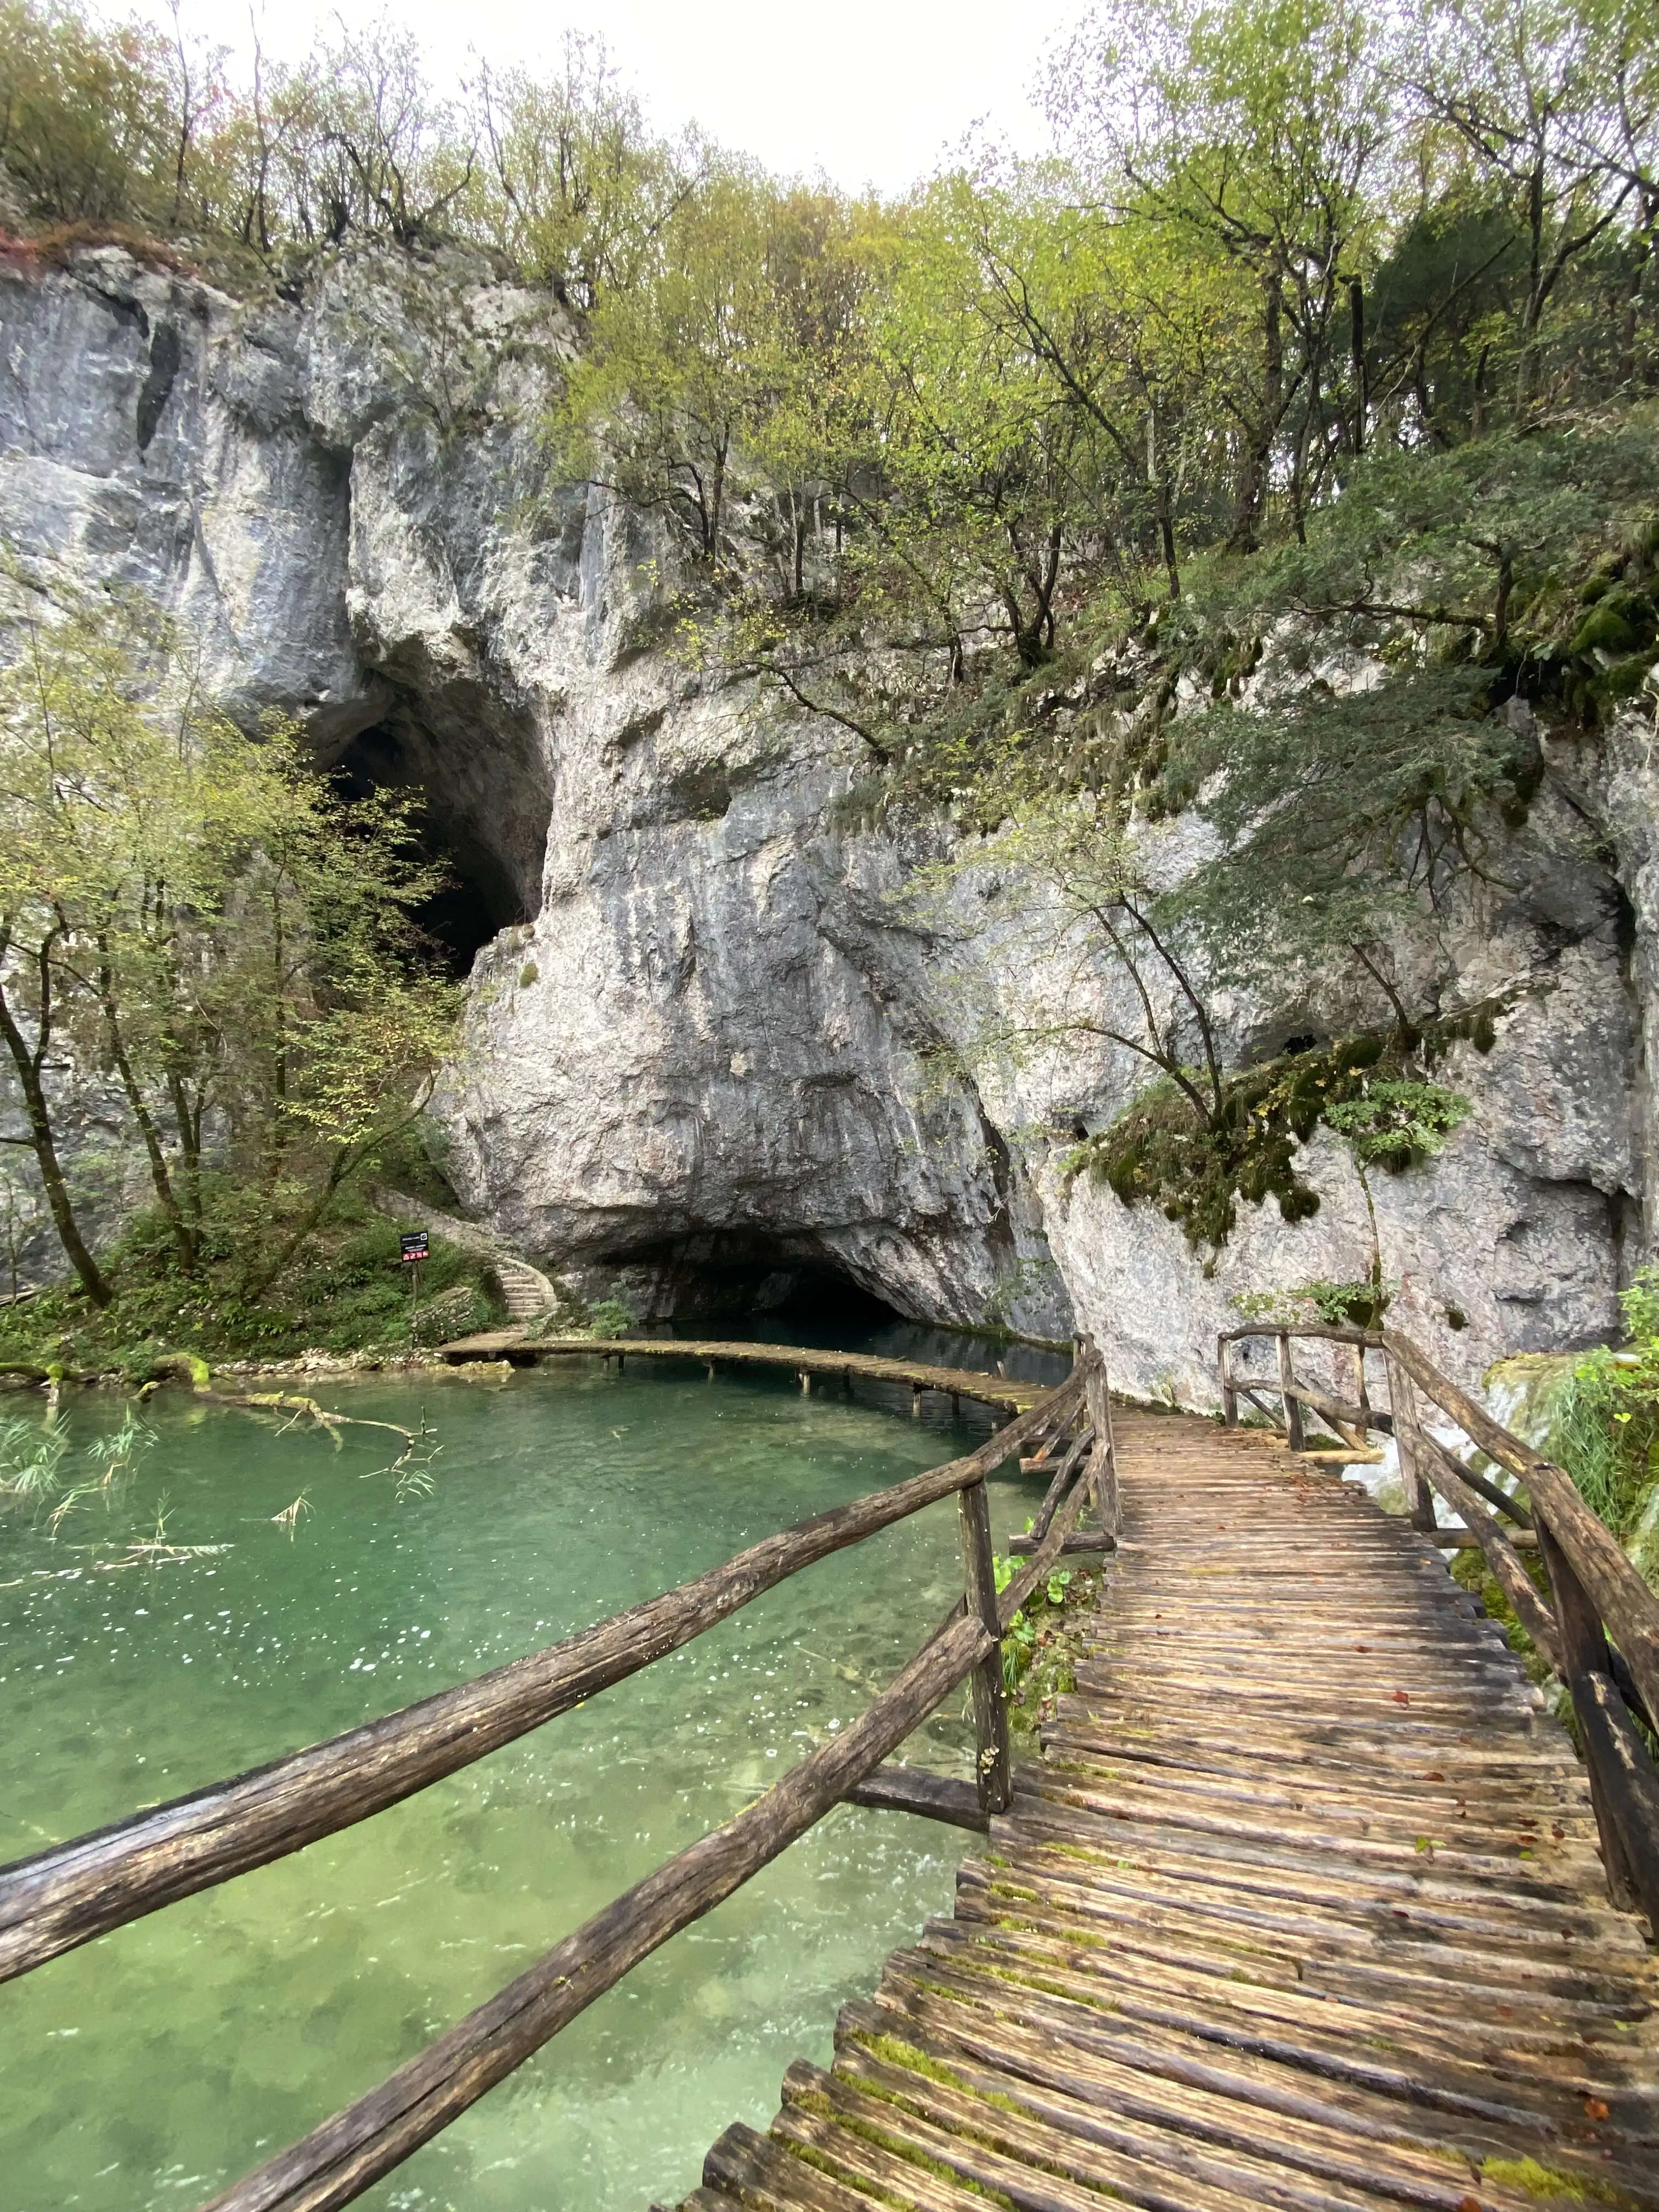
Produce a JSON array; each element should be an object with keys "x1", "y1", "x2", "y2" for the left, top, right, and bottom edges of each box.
[
  {"x1": 606, "y1": 1235, "x2": 905, "y2": 1338},
  {"x1": 330, "y1": 723, "x2": 523, "y2": 974},
  {"x1": 314, "y1": 680, "x2": 552, "y2": 978}
]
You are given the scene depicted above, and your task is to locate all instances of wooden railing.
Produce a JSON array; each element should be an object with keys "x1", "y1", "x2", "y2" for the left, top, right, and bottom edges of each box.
[
  {"x1": 0, "y1": 1346, "x2": 1114, "y2": 2212},
  {"x1": 1220, "y1": 1321, "x2": 1659, "y2": 1930}
]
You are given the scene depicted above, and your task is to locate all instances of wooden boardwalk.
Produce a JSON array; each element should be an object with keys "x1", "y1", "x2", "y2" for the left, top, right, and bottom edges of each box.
[
  {"x1": 438, "y1": 1331, "x2": 1046, "y2": 1414},
  {"x1": 685, "y1": 1407, "x2": 1659, "y2": 2212}
]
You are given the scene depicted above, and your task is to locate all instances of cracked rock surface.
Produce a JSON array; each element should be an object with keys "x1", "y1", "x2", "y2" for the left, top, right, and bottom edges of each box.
[{"x1": 1, "y1": 242, "x2": 1649, "y2": 1397}]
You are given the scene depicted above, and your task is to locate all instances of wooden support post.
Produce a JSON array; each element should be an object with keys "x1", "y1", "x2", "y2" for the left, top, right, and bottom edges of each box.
[
  {"x1": 799, "y1": 1371, "x2": 810, "y2": 1396},
  {"x1": 1082, "y1": 1348, "x2": 1118, "y2": 1538},
  {"x1": 843, "y1": 1368, "x2": 853, "y2": 1398},
  {"x1": 957, "y1": 1476, "x2": 1012, "y2": 1817},
  {"x1": 1387, "y1": 1358, "x2": 1435, "y2": 1531},
  {"x1": 1572, "y1": 1672, "x2": 1659, "y2": 1931},
  {"x1": 706, "y1": 1364, "x2": 716, "y2": 1382},
  {"x1": 616, "y1": 1352, "x2": 625, "y2": 1375},
  {"x1": 911, "y1": 1385, "x2": 923, "y2": 1418},
  {"x1": 1218, "y1": 1338, "x2": 1238, "y2": 1427},
  {"x1": 1352, "y1": 1341, "x2": 1370, "y2": 1423},
  {"x1": 951, "y1": 1390, "x2": 961, "y2": 1419},
  {"x1": 1277, "y1": 1333, "x2": 1305, "y2": 1452},
  {"x1": 1536, "y1": 1519, "x2": 1641, "y2": 1912}
]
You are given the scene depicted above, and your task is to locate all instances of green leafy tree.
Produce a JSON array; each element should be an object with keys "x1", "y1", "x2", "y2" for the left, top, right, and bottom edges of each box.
[
  {"x1": 1052, "y1": 0, "x2": 1390, "y2": 546},
  {"x1": 0, "y1": 584, "x2": 456, "y2": 1307}
]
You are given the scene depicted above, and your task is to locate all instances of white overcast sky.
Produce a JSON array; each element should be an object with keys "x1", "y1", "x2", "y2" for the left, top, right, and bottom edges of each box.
[{"x1": 146, "y1": 0, "x2": 1070, "y2": 196}]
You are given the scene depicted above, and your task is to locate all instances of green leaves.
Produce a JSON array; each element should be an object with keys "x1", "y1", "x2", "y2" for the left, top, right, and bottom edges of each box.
[{"x1": 1324, "y1": 1080, "x2": 1472, "y2": 1167}]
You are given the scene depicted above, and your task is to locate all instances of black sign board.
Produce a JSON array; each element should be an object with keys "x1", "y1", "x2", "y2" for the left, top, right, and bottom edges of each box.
[{"x1": 400, "y1": 1231, "x2": 429, "y2": 1265}]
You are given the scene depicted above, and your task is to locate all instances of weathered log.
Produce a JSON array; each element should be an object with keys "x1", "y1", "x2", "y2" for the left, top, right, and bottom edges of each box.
[
  {"x1": 998, "y1": 1459, "x2": 1102, "y2": 1624},
  {"x1": 1084, "y1": 1351, "x2": 1118, "y2": 1537},
  {"x1": 1277, "y1": 1381, "x2": 1395, "y2": 1440},
  {"x1": 1026, "y1": 1425, "x2": 1093, "y2": 1549},
  {"x1": 1418, "y1": 1436, "x2": 1533, "y2": 1529},
  {"x1": 844, "y1": 1764, "x2": 987, "y2": 1832},
  {"x1": 1005, "y1": 1531, "x2": 1114, "y2": 1556},
  {"x1": 958, "y1": 1478, "x2": 1013, "y2": 1818},
  {"x1": 1386, "y1": 1357, "x2": 1437, "y2": 1533},
  {"x1": 1571, "y1": 1671, "x2": 1659, "y2": 1931},
  {"x1": 1218, "y1": 1322, "x2": 1383, "y2": 1348},
  {"x1": 1536, "y1": 1520, "x2": 1641, "y2": 1913},
  {"x1": 199, "y1": 1613, "x2": 994, "y2": 2212},
  {"x1": 0, "y1": 1369, "x2": 1085, "y2": 1986},
  {"x1": 1384, "y1": 1327, "x2": 1659, "y2": 1727},
  {"x1": 1429, "y1": 1527, "x2": 1539, "y2": 1550},
  {"x1": 1276, "y1": 1333, "x2": 1305, "y2": 1453},
  {"x1": 1415, "y1": 1435, "x2": 1562, "y2": 1668}
]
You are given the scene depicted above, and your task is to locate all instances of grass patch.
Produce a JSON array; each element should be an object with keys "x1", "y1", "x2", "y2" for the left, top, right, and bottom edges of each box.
[{"x1": 996, "y1": 1560, "x2": 1099, "y2": 1739}]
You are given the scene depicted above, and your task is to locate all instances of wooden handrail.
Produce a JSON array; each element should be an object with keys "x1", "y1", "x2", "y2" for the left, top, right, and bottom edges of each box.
[
  {"x1": 0, "y1": 1363, "x2": 1090, "y2": 1987},
  {"x1": 1380, "y1": 1328, "x2": 1659, "y2": 1729},
  {"x1": 202, "y1": 1613, "x2": 995, "y2": 2212},
  {"x1": 1217, "y1": 1318, "x2": 1659, "y2": 1930}
]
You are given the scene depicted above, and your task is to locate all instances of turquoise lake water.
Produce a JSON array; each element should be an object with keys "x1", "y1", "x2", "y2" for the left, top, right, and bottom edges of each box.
[{"x1": 0, "y1": 1355, "x2": 1042, "y2": 2212}]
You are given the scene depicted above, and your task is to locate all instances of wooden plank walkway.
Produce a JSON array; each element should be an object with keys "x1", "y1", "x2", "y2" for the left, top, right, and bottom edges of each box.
[
  {"x1": 437, "y1": 1333, "x2": 1045, "y2": 1414},
  {"x1": 684, "y1": 1407, "x2": 1659, "y2": 2212}
]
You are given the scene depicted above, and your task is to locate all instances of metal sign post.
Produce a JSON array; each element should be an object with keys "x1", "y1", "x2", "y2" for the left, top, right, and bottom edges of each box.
[{"x1": 400, "y1": 1231, "x2": 429, "y2": 1344}]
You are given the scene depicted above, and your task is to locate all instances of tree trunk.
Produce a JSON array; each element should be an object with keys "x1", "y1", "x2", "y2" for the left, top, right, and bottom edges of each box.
[
  {"x1": 1349, "y1": 278, "x2": 1366, "y2": 456},
  {"x1": 1228, "y1": 261, "x2": 1284, "y2": 553},
  {"x1": 1148, "y1": 410, "x2": 1180, "y2": 599},
  {"x1": 1621, "y1": 233, "x2": 1651, "y2": 390},
  {"x1": 98, "y1": 949, "x2": 196, "y2": 1271},
  {"x1": 167, "y1": 1070, "x2": 205, "y2": 1226},
  {"x1": 0, "y1": 948, "x2": 111, "y2": 1307},
  {"x1": 1519, "y1": 160, "x2": 1547, "y2": 411},
  {"x1": 1493, "y1": 549, "x2": 1515, "y2": 659}
]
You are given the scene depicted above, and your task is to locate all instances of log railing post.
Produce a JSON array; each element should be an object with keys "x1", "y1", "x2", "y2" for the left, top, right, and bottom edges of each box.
[
  {"x1": 958, "y1": 1475, "x2": 1013, "y2": 1817},
  {"x1": 1276, "y1": 1332, "x2": 1305, "y2": 1452},
  {"x1": 1082, "y1": 1345, "x2": 1118, "y2": 1538},
  {"x1": 1352, "y1": 1341, "x2": 1370, "y2": 1424},
  {"x1": 1387, "y1": 1357, "x2": 1435, "y2": 1531},
  {"x1": 1534, "y1": 1518, "x2": 1642, "y2": 1914},
  {"x1": 1219, "y1": 1336, "x2": 1238, "y2": 1427}
]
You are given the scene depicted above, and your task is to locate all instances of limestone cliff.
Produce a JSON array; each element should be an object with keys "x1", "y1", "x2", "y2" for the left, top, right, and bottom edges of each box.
[{"x1": 1, "y1": 240, "x2": 1647, "y2": 1398}]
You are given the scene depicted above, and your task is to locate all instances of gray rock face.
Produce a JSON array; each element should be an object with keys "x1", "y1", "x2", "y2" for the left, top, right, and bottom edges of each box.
[{"x1": 1, "y1": 242, "x2": 1653, "y2": 1396}]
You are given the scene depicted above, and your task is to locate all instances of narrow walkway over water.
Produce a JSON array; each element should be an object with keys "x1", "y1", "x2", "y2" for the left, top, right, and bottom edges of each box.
[
  {"x1": 438, "y1": 1331, "x2": 1045, "y2": 1414},
  {"x1": 686, "y1": 1408, "x2": 1659, "y2": 2212}
]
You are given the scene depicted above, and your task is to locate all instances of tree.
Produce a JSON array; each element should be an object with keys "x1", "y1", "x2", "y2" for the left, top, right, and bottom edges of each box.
[
  {"x1": 1401, "y1": 0, "x2": 1646, "y2": 408},
  {"x1": 0, "y1": 584, "x2": 456, "y2": 1305},
  {"x1": 462, "y1": 37, "x2": 696, "y2": 308},
  {"x1": 905, "y1": 794, "x2": 1228, "y2": 1133},
  {"x1": 1052, "y1": 0, "x2": 1390, "y2": 548}
]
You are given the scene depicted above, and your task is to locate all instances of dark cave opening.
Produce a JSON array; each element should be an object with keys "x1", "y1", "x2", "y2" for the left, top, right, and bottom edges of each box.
[
  {"x1": 329, "y1": 719, "x2": 538, "y2": 976},
  {"x1": 606, "y1": 1234, "x2": 905, "y2": 1334}
]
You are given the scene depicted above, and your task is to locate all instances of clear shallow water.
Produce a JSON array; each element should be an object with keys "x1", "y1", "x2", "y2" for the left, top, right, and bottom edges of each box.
[{"x1": 0, "y1": 1360, "x2": 1039, "y2": 2212}]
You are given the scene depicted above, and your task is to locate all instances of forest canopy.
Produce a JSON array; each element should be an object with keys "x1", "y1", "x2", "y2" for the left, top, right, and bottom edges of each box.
[{"x1": 2, "y1": 0, "x2": 1654, "y2": 644}]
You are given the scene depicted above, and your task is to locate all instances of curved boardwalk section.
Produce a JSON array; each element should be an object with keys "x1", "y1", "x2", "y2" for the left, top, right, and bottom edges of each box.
[
  {"x1": 685, "y1": 1408, "x2": 1659, "y2": 2212},
  {"x1": 438, "y1": 1333, "x2": 1045, "y2": 1414}
]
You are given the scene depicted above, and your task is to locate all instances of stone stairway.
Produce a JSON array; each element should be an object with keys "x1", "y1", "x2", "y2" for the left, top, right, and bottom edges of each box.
[
  {"x1": 495, "y1": 1254, "x2": 559, "y2": 1321},
  {"x1": 371, "y1": 1186, "x2": 559, "y2": 1324}
]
